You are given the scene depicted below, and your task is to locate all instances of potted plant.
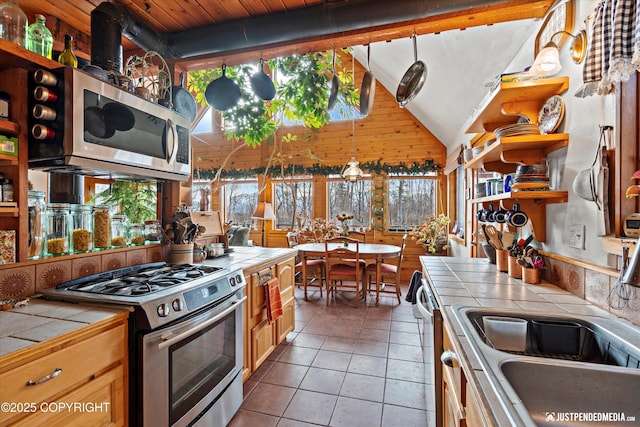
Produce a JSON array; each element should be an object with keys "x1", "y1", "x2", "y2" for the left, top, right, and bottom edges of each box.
[{"x1": 410, "y1": 214, "x2": 451, "y2": 254}]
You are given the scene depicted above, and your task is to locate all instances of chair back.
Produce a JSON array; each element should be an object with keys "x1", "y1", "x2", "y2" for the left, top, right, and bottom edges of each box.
[
  {"x1": 324, "y1": 236, "x2": 361, "y2": 273},
  {"x1": 396, "y1": 233, "x2": 408, "y2": 272},
  {"x1": 286, "y1": 231, "x2": 299, "y2": 247}
]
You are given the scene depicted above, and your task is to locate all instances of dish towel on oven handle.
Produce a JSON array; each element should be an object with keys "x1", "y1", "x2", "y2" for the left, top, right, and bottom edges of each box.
[{"x1": 265, "y1": 277, "x2": 283, "y2": 323}]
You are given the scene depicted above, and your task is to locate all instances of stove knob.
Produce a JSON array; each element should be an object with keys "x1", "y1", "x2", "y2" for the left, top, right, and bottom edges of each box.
[
  {"x1": 172, "y1": 298, "x2": 184, "y2": 311},
  {"x1": 235, "y1": 274, "x2": 243, "y2": 284},
  {"x1": 157, "y1": 303, "x2": 170, "y2": 317}
]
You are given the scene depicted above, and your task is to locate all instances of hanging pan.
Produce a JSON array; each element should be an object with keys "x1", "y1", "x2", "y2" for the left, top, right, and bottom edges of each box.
[
  {"x1": 250, "y1": 57, "x2": 276, "y2": 101},
  {"x1": 205, "y1": 64, "x2": 241, "y2": 111},
  {"x1": 396, "y1": 33, "x2": 427, "y2": 108},
  {"x1": 359, "y1": 44, "x2": 376, "y2": 116},
  {"x1": 171, "y1": 72, "x2": 197, "y2": 122},
  {"x1": 328, "y1": 49, "x2": 339, "y2": 111}
]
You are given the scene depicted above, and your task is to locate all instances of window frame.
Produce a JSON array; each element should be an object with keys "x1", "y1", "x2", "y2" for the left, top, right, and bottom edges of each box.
[
  {"x1": 326, "y1": 176, "x2": 372, "y2": 229},
  {"x1": 386, "y1": 174, "x2": 440, "y2": 232},
  {"x1": 272, "y1": 176, "x2": 314, "y2": 230}
]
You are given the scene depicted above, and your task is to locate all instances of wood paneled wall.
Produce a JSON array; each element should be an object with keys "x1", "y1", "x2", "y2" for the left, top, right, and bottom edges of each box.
[{"x1": 193, "y1": 55, "x2": 447, "y2": 281}]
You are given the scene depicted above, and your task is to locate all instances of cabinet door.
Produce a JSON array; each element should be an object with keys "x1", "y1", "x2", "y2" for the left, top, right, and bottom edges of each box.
[
  {"x1": 251, "y1": 318, "x2": 276, "y2": 371},
  {"x1": 276, "y1": 298, "x2": 295, "y2": 343},
  {"x1": 276, "y1": 258, "x2": 295, "y2": 301},
  {"x1": 11, "y1": 365, "x2": 125, "y2": 427},
  {"x1": 242, "y1": 275, "x2": 253, "y2": 381}
]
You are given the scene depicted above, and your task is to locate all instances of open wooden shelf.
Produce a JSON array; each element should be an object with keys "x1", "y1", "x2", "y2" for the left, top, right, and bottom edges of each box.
[
  {"x1": 465, "y1": 133, "x2": 568, "y2": 173},
  {"x1": 0, "y1": 153, "x2": 18, "y2": 166},
  {"x1": 0, "y1": 120, "x2": 20, "y2": 136},
  {"x1": 465, "y1": 76, "x2": 570, "y2": 133},
  {"x1": 0, "y1": 207, "x2": 19, "y2": 217},
  {"x1": 472, "y1": 190, "x2": 568, "y2": 205},
  {"x1": 0, "y1": 39, "x2": 63, "y2": 72}
]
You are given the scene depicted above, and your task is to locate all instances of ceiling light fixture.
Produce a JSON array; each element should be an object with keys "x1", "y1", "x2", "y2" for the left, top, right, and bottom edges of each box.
[
  {"x1": 342, "y1": 57, "x2": 364, "y2": 183},
  {"x1": 530, "y1": 30, "x2": 588, "y2": 76}
]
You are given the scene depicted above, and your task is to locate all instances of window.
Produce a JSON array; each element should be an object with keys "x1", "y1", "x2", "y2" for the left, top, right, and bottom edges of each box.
[
  {"x1": 223, "y1": 180, "x2": 258, "y2": 227},
  {"x1": 387, "y1": 175, "x2": 438, "y2": 231},
  {"x1": 327, "y1": 178, "x2": 371, "y2": 228},
  {"x1": 273, "y1": 179, "x2": 313, "y2": 229}
]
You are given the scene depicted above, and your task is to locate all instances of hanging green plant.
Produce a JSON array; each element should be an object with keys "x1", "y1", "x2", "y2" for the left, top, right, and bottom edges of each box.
[{"x1": 187, "y1": 50, "x2": 359, "y2": 147}]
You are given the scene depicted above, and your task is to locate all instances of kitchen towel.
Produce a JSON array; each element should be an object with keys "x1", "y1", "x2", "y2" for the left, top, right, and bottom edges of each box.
[
  {"x1": 265, "y1": 277, "x2": 283, "y2": 324},
  {"x1": 405, "y1": 270, "x2": 423, "y2": 304}
]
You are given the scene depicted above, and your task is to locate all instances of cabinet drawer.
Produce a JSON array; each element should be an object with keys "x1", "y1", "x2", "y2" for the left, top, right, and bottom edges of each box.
[
  {"x1": 0, "y1": 324, "x2": 125, "y2": 425},
  {"x1": 10, "y1": 365, "x2": 125, "y2": 427}
]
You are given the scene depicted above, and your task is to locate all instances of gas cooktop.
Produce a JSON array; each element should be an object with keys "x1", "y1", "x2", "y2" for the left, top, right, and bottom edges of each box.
[{"x1": 58, "y1": 262, "x2": 225, "y2": 297}]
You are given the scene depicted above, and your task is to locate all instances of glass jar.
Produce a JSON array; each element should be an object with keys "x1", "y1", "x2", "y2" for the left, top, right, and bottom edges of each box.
[
  {"x1": 27, "y1": 190, "x2": 45, "y2": 259},
  {"x1": 27, "y1": 14, "x2": 53, "y2": 59},
  {"x1": 0, "y1": 1, "x2": 28, "y2": 48},
  {"x1": 111, "y1": 215, "x2": 127, "y2": 247},
  {"x1": 70, "y1": 204, "x2": 93, "y2": 253},
  {"x1": 129, "y1": 223, "x2": 145, "y2": 246},
  {"x1": 144, "y1": 220, "x2": 162, "y2": 243},
  {"x1": 45, "y1": 203, "x2": 70, "y2": 256},
  {"x1": 93, "y1": 205, "x2": 111, "y2": 249}
]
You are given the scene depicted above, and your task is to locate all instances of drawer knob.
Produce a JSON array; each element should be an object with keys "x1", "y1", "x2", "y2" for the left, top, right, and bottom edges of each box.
[
  {"x1": 26, "y1": 367, "x2": 62, "y2": 386},
  {"x1": 440, "y1": 350, "x2": 460, "y2": 368}
]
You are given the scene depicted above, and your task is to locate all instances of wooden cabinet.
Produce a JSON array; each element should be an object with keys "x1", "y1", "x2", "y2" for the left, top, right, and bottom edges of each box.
[
  {"x1": 441, "y1": 322, "x2": 490, "y2": 427},
  {"x1": 242, "y1": 254, "x2": 296, "y2": 381},
  {"x1": 464, "y1": 77, "x2": 570, "y2": 243},
  {"x1": 0, "y1": 312, "x2": 128, "y2": 427}
]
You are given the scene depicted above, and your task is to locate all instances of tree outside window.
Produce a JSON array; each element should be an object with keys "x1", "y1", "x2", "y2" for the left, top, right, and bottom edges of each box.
[
  {"x1": 223, "y1": 180, "x2": 258, "y2": 227},
  {"x1": 274, "y1": 180, "x2": 313, "y2": 230},
  {"x1": 387, "y1": 176, "x2": 437, "y2": 231},
  {"x1": 327, "y1": 178, "x2": 371, "y2": 228}
]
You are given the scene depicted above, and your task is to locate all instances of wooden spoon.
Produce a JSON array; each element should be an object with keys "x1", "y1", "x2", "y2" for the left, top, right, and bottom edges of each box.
[{"x1": 485, "y1": 225, "x2": 502, "y2": 249}]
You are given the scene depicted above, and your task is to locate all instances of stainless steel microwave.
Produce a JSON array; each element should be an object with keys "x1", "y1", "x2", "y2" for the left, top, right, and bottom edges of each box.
[{"x1": 28, "y1": 67, "x2": 191, "y2": 181}]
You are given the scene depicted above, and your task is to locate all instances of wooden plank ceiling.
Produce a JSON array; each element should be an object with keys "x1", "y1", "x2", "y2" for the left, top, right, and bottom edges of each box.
[{"x1": 19, "y1": 0, "x2": 554, "y2": 70}]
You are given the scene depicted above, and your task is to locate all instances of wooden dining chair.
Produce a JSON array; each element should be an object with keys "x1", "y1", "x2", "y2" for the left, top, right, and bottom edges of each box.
[
  {"x1": 324, "y1": 236, "x2": 363, "y2": 307},
  {"x1": 348, "y1": 230, "x2": 366, "y2": 243},
  {"x1": 365, "y1": 234, "x2": 407, "y2": 303},
  {"x1": 293, "y1": 232, "x2": 324, "y2": 298}
]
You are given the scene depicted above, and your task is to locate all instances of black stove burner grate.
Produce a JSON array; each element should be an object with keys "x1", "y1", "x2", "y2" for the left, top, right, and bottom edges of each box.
[{"x1": 56, "y1": 262, "x2": 226, "y2": 296}]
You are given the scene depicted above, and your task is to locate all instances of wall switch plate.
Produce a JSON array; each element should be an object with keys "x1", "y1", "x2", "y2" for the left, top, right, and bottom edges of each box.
[{"x1": 569, "y1": 224, "x2": 585, "y2": 249}]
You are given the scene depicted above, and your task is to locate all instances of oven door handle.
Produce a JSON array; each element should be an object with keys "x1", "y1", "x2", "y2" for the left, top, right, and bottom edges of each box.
[{"x1": 158, "y1": 296, "x2": 246, "y2": 350}]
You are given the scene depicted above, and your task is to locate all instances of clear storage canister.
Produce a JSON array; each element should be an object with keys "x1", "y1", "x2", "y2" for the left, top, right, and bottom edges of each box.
[
  {"x1": 71, "y1": 204, "x2": 93, "y2": 253},
  {"x1": 45, "y1": 203, "x2": 70, "y2": 256},
  {"x1": 129, "y1": 223, "x2": 145, "y2": 246},
  {"x1": 93, "y1": 205, "x2": 111, "y2": 249},
  {"x1": 144, "y1": 220, "x2": 161, "y2": 243},
  {"x1": 111, "y1": 215, "x2": 127, "y2": 247},
  {"x1": 28, "y1": 190, "x2": 45, "y2": 259}
]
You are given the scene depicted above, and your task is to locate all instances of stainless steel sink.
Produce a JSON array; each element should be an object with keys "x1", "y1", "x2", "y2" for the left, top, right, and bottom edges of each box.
[
  {"x1": 500, "y1": 359, "x2": 640, "y2": 426},
  {"x1": 451, "y1": 306, "x2": 640, "y2": 426}
]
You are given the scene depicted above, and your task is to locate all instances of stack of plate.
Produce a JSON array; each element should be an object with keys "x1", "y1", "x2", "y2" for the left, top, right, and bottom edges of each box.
[
  {"x1": 494, "y1": 123, "x2": 540, "y2": 139},
  {"x1": 511, "y1": 164, "x2": 549, "y2": 191}
]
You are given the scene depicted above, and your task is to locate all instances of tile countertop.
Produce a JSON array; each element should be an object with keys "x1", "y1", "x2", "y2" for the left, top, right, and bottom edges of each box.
[
  {"x1": 419, "y1": 256, "x2": 640, "y2": 427},
  {"x1": 0, "y1": 246, "x2": 297, "y2": 359},
  {"x1": 0, "y1": 299, "x2": 130, "y2": 358}
]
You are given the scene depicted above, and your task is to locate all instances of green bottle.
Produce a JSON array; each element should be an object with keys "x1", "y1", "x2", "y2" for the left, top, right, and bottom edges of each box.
[
  {"x1": 57, "y1": 34, "x2": 77, "y2": 67},
  {"x1": 27, "y1": 14, "x2": 53, "y2": 59}
]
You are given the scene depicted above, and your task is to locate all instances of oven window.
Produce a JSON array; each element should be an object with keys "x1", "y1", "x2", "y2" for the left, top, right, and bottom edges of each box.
[
  {"x1": 169, "y1": 313, "x2": 236, "y2": 424},
  {"x1": 83, "y1": 90, "x2": 167, "y2": 159}
]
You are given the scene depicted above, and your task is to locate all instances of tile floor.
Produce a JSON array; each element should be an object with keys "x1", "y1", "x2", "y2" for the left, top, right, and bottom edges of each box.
[{"x1": 229, "y1": 282, "x2": 430, "y2": 427}]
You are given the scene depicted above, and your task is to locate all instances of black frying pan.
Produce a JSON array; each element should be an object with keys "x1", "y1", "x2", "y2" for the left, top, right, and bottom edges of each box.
[
  {"x1": 171, "y1": 72, "x2": 197, "y2": 121},
  {"x1": 205, "y1": 64, "x2": 241, "y2": 111},
  {"x1": 396, "y1": 34, "x2": 427, "y2": 108},
  {"x1": 359, "y1": 44, "x2": 376, "y2": 116},
  {"x1": 251, "y1": 58, "x2": 276, "y2": 101},
  {"x1": 328, "y1": 49, "x2": 339, "y2": 111}
]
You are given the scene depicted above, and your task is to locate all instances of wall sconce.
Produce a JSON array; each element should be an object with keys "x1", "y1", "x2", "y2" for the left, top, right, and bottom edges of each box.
[
  {"x1": 251, "y1": 202, "x2": 276, "y2": 246},
  {"x1": 531, "y1": 30, "x2": 587, "y2": 76}
]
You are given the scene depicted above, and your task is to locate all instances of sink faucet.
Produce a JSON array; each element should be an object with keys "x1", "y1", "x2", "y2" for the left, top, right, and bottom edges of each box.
[{"x1": 621, "y1": 242, "x2": 640, "y2": 287}]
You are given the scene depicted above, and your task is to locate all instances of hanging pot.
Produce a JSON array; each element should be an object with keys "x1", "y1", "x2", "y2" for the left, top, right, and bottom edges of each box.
[
  {"x1": 396, "y1": 33, "x2": 427, "y2": 108},
  {"x1": 359, "y1": 44, "x2": 376, "y2": 116},
  {"x1": 170, "y1": 72, "x2": 197, "y2": 122},
  {"x1": 205, "y1": 64, "x2": 241, "y2": 111},
  {"x1": 250, "y1": 58, "x2": 276, "y2": 101},
  {"x1": 328, "y1": 49, "x2": 339, "y2": 111}
]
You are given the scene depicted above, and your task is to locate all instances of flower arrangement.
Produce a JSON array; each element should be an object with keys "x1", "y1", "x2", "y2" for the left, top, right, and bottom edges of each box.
[
  {"x1": 298, "y1": 218, "x2": 340, "y2": 243},
  {"x1": 410, "y1": 214, "x2": 451, "y2": 253},
  {"x1": 336, "y1": 213, "x2": 354, "y2": 236},
  {"x1": 625, "y1": 169, "x2": 640, "y2": 198}
]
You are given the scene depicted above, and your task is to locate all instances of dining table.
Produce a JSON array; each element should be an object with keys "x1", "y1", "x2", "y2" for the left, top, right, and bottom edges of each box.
[{"x1": 295, "y1": 242, "x2": 402, "y2": 306}]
